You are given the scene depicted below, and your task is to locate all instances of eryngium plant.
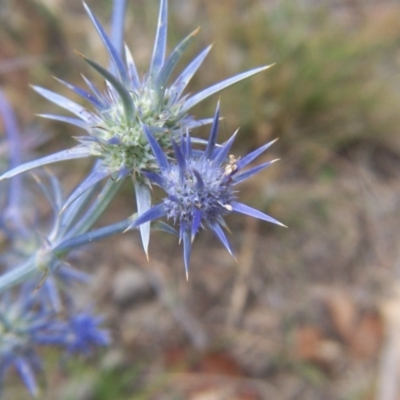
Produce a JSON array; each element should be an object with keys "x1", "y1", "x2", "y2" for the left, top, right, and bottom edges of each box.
[{"x1": 0, "y1": 0, "x2": 285, "y2": 394}]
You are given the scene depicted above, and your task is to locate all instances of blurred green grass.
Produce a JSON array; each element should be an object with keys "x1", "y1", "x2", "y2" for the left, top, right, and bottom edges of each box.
[{"x1": 191, "y1": 1, "x2": 400, "y2": 175}]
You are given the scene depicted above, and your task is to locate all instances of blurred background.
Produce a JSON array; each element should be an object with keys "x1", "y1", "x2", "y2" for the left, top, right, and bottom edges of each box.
[{"x1": 2, "y1": 0, "x2": 400, "y2": 399}]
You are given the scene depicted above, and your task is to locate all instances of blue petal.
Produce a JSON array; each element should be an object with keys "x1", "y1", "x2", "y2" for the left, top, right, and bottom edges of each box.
[
  {"x1": 156, "y1": 27, "x2": 200, "y2": 95},
  {"x1": 204, "y1": 102, "x2": 220, "y2": 159},
  {"x1": 58, "y1": 169, "x2": 104, "y2": 237},
  {"x1": 63, "y1": 311, "x2": 110, "y2": 354},
  {"x1": 236, "y1": 138, "x2": 278, "y2": 170},
  {"x1": 233, "y1": 160, "x2": 278, "y2": 184},
  {"x1": 82, "y1": 56, "x2": 134, "y2": 124},
  {"x1": 150, "y1": 0, "x2": 168, "y2": 79},
  {"x1": 213, "y1": 130, "x2": 238, "y2": 166},
  {"x1": 48, "y1": 170, "x2": 64, "y2": 212},
  {"x1": 230, "y1": 201, "x2": 286, "y2": 227},
  {"x1": 116, "y1": 166, "x2": 131, "y2": 181},
  {"x1": 0, "y1": 89, "x2": 21, "y2": 170},
  {"x1": 192, "y1": 169, "x2": 204, "y2": 191},
  {"x1": 109, "y1": 0, "x2": 127, "y2": 59},
  {"x1": 209, "y1": 222, "x2": 235, "y2": 257},
  {"x1": 42, "y1": 277, "x2": 62, "y2": 312},
  {"x1": 172, "y1": 45, "x2": 212, "y2": 99},
  {"x1": 171, "y1": 139, "x2": 185, "y2": 179},
  {"x1": 32, "y1": 86, "x2": 92, "y2": 121},
  {"x1": 83, "y1": 2, "x2": 129, "y2": 84},
  {"x1": 184, "y1": 117, "x2": 214, "y2": 129},
  {"x1": 181, "y1": 64, "x2": 274, "y2": 113},
  {"x1": 180, "y1": 133, "x2": 187, "y2": 157},
  {"x1": 56, "y1": 218, "x2": 133, "y2": 253},
  {"x1": 124, "y1": 44, "x2": 140, "y2": 89},
  {"x1": 15, "y1": 357, "x2": 38, "y2": 397},
  {"x1": 76, "y1": 136, "x2": 102, "y2": 145},
  {"x1": 190, "y1": 138, "x2": 213, "y2": 147},
  {"x1": 153, "y1": 221, "x2": 177, "y2": 235},
  {"x1": 67, "y1": 177, "x2": 125, "y2": 237},
  {"x1": 142, "y1": 171, "x2": 165, "y2": 187},
  {"x1": 61, "y1": 165, "x2": 110, "y2": 213},
  {"x1": 81, "y1": 74, "x2": 104, "y2": 100},
  {"x1": 191, "y1": 208, "x2": 202, "y2": 241},
  {"x1": 106, "y1": 136, "x2": 122, "y2": 145},
  {"x1": 179, "y1": 221, "x2": 186, "y2": 243},
  {"x1": 183, "y1": 228, "x2": 191, "y2": 280},
  {"x1": 58, "y1": 265, "x2": 91, "y2": 284},
  {"x1": 0, "y1": 147, "x2": 91, "y2": 180},
  {"x1": 134, "y1": 182, "x2": 152, "y2": 256},
  {"x1": 54, "y1": 77, "x2": 106, "y2": 109},
  {"x1": 143, "y1": 125, "x2": 169, "y2": 171},
  {"x1": 31, "y1": 172, "x2": 59, "y2": 215},
  {"x1": 37, "y1": 114, "x2": 88, "y2": 129},
  {"x1": 128, "y1": 203, "x2": 166, "y2": 229},
  {"x1": 185, "y1": 131, "x2": 192, "y2": 158}
]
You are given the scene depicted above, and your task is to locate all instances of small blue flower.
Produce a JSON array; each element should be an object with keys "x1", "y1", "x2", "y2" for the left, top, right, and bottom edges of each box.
[
  {"x1": 129, "y1": 104, "x2": 285, "y2": 278},
  {"x1": 40, "y1": 309, "x2": 110, "y2": 357},
  {"x1": 0, "y1": 288, "x2": 110, "y2": 396},
  {"x1": 59, "y1": 312, "x2": 111, "y2": 356},
  {"x1": 0, "y1": 290, "x2": 55, "y2": 397}
]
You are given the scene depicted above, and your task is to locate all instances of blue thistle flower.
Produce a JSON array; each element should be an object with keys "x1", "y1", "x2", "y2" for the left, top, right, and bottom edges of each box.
[{"x1": 128, "y1": 104, "x2": 286, "y2": 279}]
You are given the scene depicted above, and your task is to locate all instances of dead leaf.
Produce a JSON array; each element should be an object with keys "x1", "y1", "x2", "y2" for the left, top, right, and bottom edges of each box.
[
  {"x1": 322, "y1": 289, "x2": 358, "y2": 341},
  {"x1": 293, "y1": 326, "x2": 342, "y2": 367},
  {"x1": 349, "y1": 312, "x2": 384, "y2": 359}
]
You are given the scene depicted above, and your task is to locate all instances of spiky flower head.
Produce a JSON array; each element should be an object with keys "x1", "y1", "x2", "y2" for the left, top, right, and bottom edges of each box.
[
  {"x1": 0, "y1": 290, "x2": 55, "y2": 396},
  {"x1": 129, "y1": 104, "x2": 285, "y2": 278}
]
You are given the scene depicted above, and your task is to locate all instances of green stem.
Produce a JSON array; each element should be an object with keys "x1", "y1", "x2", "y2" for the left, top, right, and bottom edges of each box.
[{"x1": 0, "y1": 256, "x2": 39, "y2": 293}]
